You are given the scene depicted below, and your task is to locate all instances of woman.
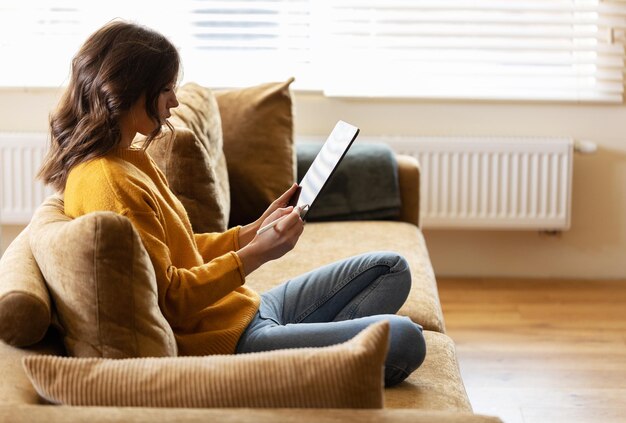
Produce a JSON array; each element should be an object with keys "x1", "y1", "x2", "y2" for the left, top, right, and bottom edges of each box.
[{"x1": 38, "y1": 20, "x2": 426, "y2": 386}]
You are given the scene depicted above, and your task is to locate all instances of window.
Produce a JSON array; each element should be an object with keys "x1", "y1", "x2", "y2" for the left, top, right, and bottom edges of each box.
[
  {"x1": 181, "y1": 0, "x2": 314, "y2": 88},
  {"x1": 1, "y1": 0, "x2": 625, "y2": 102},
  {"x1": 322, "y1": 1, "x2": 626, "y2": 102},
  {"x1": 0, "y1": 0, "x2": 313, "y2": 89}
]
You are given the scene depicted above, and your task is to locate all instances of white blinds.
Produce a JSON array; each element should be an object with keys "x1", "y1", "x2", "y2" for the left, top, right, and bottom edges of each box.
[
  {"x1": 321, "y1": 0, "x2": 626, "y2": 102},
  {"x1": 0, "y1": 2, "x2": 81, "y2": 86},
  {"x1": 0, "y1": 0, "x2": 312, "y2": 88},
  {"x1": 1, "y1": 0, "x2": 626, "y2": 102},
  {"x1": 0, "y1": 1, "x2": 188, "y2": 87},
  {"x1": 181, "y1": 0, "x2": 314, "y2": 87}
]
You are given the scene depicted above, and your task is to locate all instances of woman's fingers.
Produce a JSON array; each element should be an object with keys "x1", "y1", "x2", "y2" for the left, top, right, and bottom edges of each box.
[
  {"x1": 252, "y1": 206, "x2": 305, "y2": 263},
  {"x1": 277, "y1": 208, "x2": 304, "y2": 230},
  {"x1": 281, "y1": 214, "x2": 304, "y2": 242},
  {"x1": 271, "y1": 207, "x2": 293, "y2": 223},
  {"x1": 256, "y1": 207, "x2": 294, "y2": 235},
  {"x1": 257, "y1": 184, "x2": 299, "y2": 227},
  {"x1": 259, "y1": 209, "x2": 303, "y2": 244},
  {"x1": 274, "y1": 183, "x2": 299, "y2": 207}
]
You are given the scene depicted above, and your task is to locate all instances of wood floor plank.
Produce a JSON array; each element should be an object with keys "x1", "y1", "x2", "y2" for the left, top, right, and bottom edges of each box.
[
  {"x1": 522, "y1": 407, "x2": 626, "y2": 423},
  {"x1": 438, "y1": 277, "x2": 626, "y2": 423}
]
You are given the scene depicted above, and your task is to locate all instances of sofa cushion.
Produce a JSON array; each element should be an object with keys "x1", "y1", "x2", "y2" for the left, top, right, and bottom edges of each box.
[
  {"x1": 246, "y1": 221, "x2": 446, "y2": 333},
  {"x1": 215, "y1": 79, "x2": 296, "y2": 227},
  {"x1": 22, "y1": 321, "x2": 389, "y2": 409},
  {"x1": 146, "y1": 82, "x2": 230, "y2": 232},
  {"x1": 28, "y1": 196, "x2": 177, "y2": 358},
  {"x1": 0, "y1": 328, "x2": 65, "y2": 405},
  {"x1": 386, "y1": 331, "x2": 472, "y2": 412},
  {"x1": 0, "y1": 227, "x2": 51, "y2": 347}
]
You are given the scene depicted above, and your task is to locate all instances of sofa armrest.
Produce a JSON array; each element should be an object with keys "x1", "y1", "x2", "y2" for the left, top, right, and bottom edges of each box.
[{"x1": 396, "y1": 154, "x2": 421, "y2": 227}]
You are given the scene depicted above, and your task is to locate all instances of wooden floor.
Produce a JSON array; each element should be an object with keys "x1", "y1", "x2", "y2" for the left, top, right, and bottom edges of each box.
[{"x1": 437, "y1": 278, "x2": 626, "y2": 423}]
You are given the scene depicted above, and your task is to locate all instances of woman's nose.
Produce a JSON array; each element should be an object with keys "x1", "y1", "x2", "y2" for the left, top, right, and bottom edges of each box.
[{"x1": 170, "y1": 92, "x2": 179, "y2": 108}]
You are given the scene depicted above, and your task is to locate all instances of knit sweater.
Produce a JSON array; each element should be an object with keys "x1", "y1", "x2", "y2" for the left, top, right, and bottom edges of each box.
[{"x1": 64, "y1": 148, "x2": 261, "y2": 356}]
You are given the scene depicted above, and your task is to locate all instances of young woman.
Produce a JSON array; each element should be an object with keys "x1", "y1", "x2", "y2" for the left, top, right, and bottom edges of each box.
[{"x1": 38, "y1": 20, "x2": 426, "y2": 386}]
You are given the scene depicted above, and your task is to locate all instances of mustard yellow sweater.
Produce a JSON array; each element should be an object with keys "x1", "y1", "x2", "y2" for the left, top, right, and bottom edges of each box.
[{"x1": 64, "y1": 148, "x2": 260, "y2": 356}]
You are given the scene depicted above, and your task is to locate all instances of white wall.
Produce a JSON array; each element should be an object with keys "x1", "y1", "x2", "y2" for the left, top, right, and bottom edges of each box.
[
  {"x1": 293, "y1": 92, "x2": 626, "y2": 280},
  {"x1": 2, "y1": 87, "x2": 625, "y2": 279}
]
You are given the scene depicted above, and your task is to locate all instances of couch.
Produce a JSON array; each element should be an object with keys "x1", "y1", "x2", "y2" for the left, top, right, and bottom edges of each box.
[{"x1": 0, "y1": 80, "x2": 502, "y2": 422}]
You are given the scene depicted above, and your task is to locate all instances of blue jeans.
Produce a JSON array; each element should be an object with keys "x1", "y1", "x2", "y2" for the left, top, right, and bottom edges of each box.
[{"x1": 236, "y1": 251, "x2": 426, "y2": 386}]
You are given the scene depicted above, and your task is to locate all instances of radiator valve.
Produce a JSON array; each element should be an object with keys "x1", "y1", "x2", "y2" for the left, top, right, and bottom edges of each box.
[{"x1": 574, "y1": 140, "x2": 597, "y2": 155}]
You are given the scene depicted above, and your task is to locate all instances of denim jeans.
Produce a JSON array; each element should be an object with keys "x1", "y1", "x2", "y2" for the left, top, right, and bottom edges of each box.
[{"x1": 236, "y1": 251, "x2": 426, "y2": 386}]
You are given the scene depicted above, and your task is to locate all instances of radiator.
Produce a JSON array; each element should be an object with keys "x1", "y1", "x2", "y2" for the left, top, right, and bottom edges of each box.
[
  {"x1": 380, "y1": 136, "x2": 574, "y2": 230},
  {"x1": 0, "y1": 133, "x2": 53, "y2": 225},
  {"x1": 1, "y1": 133, "x2": 577, "y2": 231}
]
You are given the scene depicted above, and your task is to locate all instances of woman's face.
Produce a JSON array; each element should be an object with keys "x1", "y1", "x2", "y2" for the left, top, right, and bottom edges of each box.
[{"x1": 132, "y1": 84, "x2": 179, "y2": 135}]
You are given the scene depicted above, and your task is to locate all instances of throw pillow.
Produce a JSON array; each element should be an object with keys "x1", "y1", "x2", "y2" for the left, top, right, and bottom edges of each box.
[
  {"x1": 28, "y1": 196, "x2": 177, "y2": 358},
  {"x1": 23, "y1": 321, "x2": 389, "y2": 409},
  {"x1": 215, "y1": 78, "x2": 296, "y2": 227},
  {"x1": 0, "y1": 226, "x2": 51, "y2": 347},
  {"x1": 146, "y1": 82, "x2": 230, "y2": 232}
]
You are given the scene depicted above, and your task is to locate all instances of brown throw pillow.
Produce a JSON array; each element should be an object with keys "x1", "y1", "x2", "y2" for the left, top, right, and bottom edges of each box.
[
  {"x1": 23, "y1": 321, "x2": 389, "y2": 409},
  {"x1": 28, "y1": 196, "x2": 177, "y2": 358},
  {"x1": 215, "y1": 78, "x2": 296, "y2": 227},
  {"x1": 146, "y1": 82, "x2": 230, "y2": 232},
  {"x1": 0, "y1": 226, "x2": 51, "y2": 347}
]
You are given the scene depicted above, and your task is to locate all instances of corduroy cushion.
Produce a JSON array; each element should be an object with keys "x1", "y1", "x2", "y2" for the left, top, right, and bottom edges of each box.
[
  {"x1": 0, "y1": 227, "x2": 51, "y2": 347},
  {"x1": 28, "y1": 196, "x2": 177, "y2": 358},
  {"x1": 0, "y1": 407, "x2": 505, "y2": 423},
  {"x1": 146, "y1": 82, "x2": 230, "y2": 232},
  {"x1": 22, "y1": 321, "x2": 389, "y2": 409},
  {"x1": 215, "y1": 79, "x2": 296, "y2": 227}
]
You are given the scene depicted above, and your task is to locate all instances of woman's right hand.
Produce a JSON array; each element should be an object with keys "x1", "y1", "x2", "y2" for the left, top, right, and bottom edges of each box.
[{"x1": 236, "y1": 206, "x2": 305, "y2": 276}]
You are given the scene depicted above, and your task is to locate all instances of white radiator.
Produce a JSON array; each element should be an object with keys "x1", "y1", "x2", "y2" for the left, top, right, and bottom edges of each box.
[
  {"x1": 1, "y1": 133, "x2": 578, "y2": 231},
  {"x1": 381, "y1": 137, "x2": 574, "y2": 230},
  {"x1": 0, "y1": 133, "x2": 53, "y2": 225}
]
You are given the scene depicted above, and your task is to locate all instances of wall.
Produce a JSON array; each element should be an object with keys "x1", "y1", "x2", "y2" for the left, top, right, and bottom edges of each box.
[{"x1": 1, "y1": 87, "x2": 625, "y2": 279}]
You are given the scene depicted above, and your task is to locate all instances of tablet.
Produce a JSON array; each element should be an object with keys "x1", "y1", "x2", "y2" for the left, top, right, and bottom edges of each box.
[{"x1": 288, "y1": 120, "x2": 360, "y2": 218}]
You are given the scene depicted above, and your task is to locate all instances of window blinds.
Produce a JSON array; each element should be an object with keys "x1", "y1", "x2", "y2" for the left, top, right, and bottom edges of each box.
[
  {"x1": 321, "y1": 0, "x2": 626, "y2": 102},
  {"x1": 1, "y1": 0, "x2": 625, "y2": 102},
  {"x1": 0, "y1": 0, "x2": 312, "y2": 88},
  {"x1": 181, "y1": 0, "x2": 314, "y2": 87}
]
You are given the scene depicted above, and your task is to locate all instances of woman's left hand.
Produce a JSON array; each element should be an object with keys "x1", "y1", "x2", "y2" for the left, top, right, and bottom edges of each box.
[
  {"x1": 238, "y1": 183, "x2": 300, "y2": 248},
  {"x1": 257, "y1": 183, "x2": 299, "y2": 224}
]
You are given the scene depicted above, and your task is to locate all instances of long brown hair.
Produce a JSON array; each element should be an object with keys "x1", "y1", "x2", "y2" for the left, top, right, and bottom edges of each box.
[{"x1": 38, "y1": 20, "x2": 180, "y2": 192}]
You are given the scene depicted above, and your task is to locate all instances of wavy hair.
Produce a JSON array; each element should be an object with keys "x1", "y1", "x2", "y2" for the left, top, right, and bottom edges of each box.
[{"x1": 38, "y1": 20, "x2": 180, "y2": 192}]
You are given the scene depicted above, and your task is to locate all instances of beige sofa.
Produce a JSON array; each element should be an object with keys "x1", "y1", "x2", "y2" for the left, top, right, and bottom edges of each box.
[{"x1": 0, "y1": 81, "x2": 502, "y2": 422}]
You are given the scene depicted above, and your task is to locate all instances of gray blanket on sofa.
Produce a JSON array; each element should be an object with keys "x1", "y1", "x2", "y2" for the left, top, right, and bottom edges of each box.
[{"x1": 297, "y1": 142, "x2": 401, "y2": 221}]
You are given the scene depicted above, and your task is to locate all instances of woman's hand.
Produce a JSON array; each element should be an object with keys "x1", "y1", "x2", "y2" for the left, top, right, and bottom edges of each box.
[
  {"x1": 238, "y1": 183, "x2": 300, "y2": 248},
  {"x1": 237, "y1": 205, "x2": 305, "y2": 276}
]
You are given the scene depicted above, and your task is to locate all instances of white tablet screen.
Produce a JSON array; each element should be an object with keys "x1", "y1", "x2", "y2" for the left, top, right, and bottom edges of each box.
[{"x1": 294, "y1": 120, "x2": 360, "y2": 215}]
